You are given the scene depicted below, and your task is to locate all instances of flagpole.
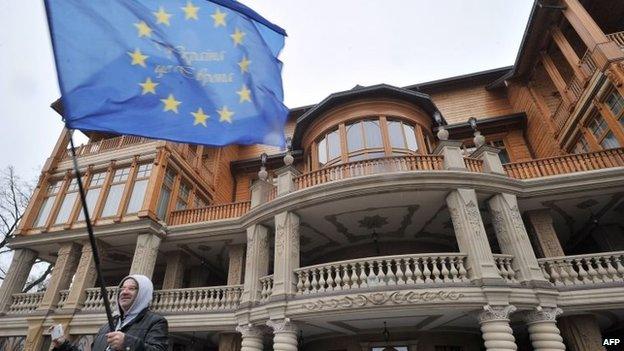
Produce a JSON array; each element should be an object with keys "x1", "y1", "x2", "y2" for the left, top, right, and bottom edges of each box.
[{"x1": 67, "y1": 129, "x2": 115, "y2": 331}]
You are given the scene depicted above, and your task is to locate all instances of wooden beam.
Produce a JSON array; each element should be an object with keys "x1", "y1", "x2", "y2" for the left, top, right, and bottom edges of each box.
[
  {"x1": 594, "y1": 98, "x2": 624, "y2": 147},
  {"x1": 540, "y1": 52, "x2": 573, "y2": 105},
  {"x1": 551, "y1": 26, "x2": 587, "y2": 80}
]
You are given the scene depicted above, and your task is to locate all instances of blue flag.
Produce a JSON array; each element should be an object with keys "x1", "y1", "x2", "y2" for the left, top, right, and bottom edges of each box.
[{"x1": 45, "y1": 0, "x2": 288, "y2": 147}]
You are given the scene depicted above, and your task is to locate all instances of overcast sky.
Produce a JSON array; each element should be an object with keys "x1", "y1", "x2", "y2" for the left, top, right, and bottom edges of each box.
[{"x1": 0, "y1": 0, "x2": 534, "y2": 182}]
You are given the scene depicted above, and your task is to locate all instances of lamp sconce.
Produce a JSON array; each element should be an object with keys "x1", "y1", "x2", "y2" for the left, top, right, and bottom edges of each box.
[
  {"x1": 434, "y1": 111, "x2": 449, "y2": 141},
  {"x1": 283, "y1": 137, "x2": 294, "y2": 166},
  {"x1": 468, "y1": 117, "x2": 485, "y2": 148},
  {"x1": 258, "y1": 152, "x2": 268, "y2": 181}
]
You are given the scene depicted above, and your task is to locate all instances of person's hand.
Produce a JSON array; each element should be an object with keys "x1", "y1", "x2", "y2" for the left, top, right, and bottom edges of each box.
[
  {"x1": 48, "y1": 326, "x2": 66, "y2": 348},
  {"x1": 106, "y1": 331, "x2": 126, "y2": 350}
]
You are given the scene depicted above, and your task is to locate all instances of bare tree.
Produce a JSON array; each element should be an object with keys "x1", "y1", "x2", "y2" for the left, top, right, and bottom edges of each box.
[{"x1": 0, "y1": 166, "x2": 53, "y2": 292}]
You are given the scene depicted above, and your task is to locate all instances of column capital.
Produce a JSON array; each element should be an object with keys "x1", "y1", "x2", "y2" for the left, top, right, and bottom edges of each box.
[
  {"x1": 266, "y1": 318, "x2": 297, "y2": 334},
  {"x1": 523, "y1": 306, "x2": 563, "y2": 324},
  {"x1": 236, "y1": 324, "x2": 264, "y2": 338},
  {"x1": 478, "y1": 304, "x2": 517, "y2": 323}
]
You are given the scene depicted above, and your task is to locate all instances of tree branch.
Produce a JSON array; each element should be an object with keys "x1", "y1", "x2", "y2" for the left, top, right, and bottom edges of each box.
[{"x1": 23, "y1": 264, "x2": 54, "y2": 293}]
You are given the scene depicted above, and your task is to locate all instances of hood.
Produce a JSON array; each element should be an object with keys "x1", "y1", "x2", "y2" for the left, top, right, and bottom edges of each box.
[{"x1": 116, "y1": 274, "x2": 153, "y2": 328}]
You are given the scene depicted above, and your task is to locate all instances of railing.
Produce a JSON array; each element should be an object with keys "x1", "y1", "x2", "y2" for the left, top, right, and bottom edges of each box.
[
  {"x1": 151, "y1": 286, "x2": 242, "y2": 312},
  {"x1": 552, "y1": 100, "x2": 571, "y2": 132},
  {"x1": 493, "y1": 254, "x2": 518, "y2": 283},
  {"x1": 61, "y1": 135, "x2": 149, "y2": 160},
  {"x1": 579, "y1": 50, "x2": 597, "y2": 76},
  {"x1": 168, "y1": 201, "x2": 251, "y2": 225},
  {"x1": 56, "y1": 289, "x2": 70, "y2": 310},
  {"x1": 503, "y1": 148, "x2": 624, "y2": 179},
  {"x1": 259, "y1": 275, "x2": 274, "y2": 302},
  {"x1": 464, "y1": 157, "x2": 483, "y2": 172},
  {"x1": 539, "y1": 251, "x2": 624, "y2": 287},
  {"x1": 294, "y1": 155, "x2": 444, "y2": 190},
  {"x1": 82, "y1": 287, "x2": 118, "y2": 312},
  {"x1": 607, "y1": 31, "x2": 624, "y2": 48},
  {"x1": 267, "y1": 185, "x2": 278, "y2": 202},
  {"x1": 7, "y1": 292, "x2": 44, "y2": 314},
  {"x1": 294, "y1": 253, "x2": 468, "y2": 295}
]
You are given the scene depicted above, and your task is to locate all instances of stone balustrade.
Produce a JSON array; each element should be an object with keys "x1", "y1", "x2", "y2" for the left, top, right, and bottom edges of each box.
[
  {"x1": 493, "y1": 254, "x2": 518, "y2": 283},
  {"x1": 56, "y1": 289, "x2": 70, "y2": 310},
  {"x1": 259, "y1": 275, "x2": 274, "y2": 302},
  {"x1": 294, "y1": 253, "x2": 469, "y2": 295},
  {"x1": 151, "y1": 285, "x2": 243, "y2": 312},
  {"x1": 539, "y1": 251, "x2": 624, "y2": 287},
  {"x1": 82, "y1": 287, "x2": 118, "y2": 312},
  {"x1": 7, "y1": 292, "x2": 44, "y2": 315}
]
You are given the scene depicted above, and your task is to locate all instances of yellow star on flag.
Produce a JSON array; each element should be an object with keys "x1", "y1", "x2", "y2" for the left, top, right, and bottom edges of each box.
[
  {"x1": 230, "y1": 28, "x2": 246, "y2": 46},
  {"x1": 161, "y1": 94, "x2": 181, "y2": 113},
  {"x1": 139, "y1": 77, "x2": 158, "y2": 95},
  {"x1": 211, "y1": 8, "x2": 227, "y2": 27},
  {"x1": 191, "y1": 108, "x2": 209, "y2": 126},
  {"x1": 154, "y1": 7, "x2": 173, "y2": 26},
  {"x1": 181, "y1": 1, "x2": 200, "y2": 20},
  {"x1": 238, "y1": 56, "x2": 251, "y2": 73},
  {"x1": 128, "y1": 48, "x2": 148, "y2": 67},
  {"x1": 218, "y1": 106, "x2": 234, "y2": 123},
  {"x1": 236, "y1": 85, "x2": 252, "y2": 103},
  {"x1": 134, "y1": 21, "x2": 152, "y2": 37}
]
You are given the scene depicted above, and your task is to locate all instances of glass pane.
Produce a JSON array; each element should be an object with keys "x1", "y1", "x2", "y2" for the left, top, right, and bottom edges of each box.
[
  {"x1": 606, "y1": 91, "x2": 624, "y2": 116},
  {"x1": 136, "y1": 164, "x2": 152, "y2": 178},
  {"x1": 127, "y1": 179, "x2": 148, "y2": 213},
  {"x1": 317, "y1": 138, "x2": 327, "y2": 165},
  {"x1": 78, "y1": 189, "x2": 100, "y2": 221},
  {"x1": 179, "y1": 183, "x2": 190, "y2": 200},
  {"x1": 347, "y1": 122, "x2": 364, "y2": 152},
  {"x1": 101, "y1": 184, "x2": 125, "y2": 217},
  {"x1": 112, "y1": 168, "x2": 131, "y2": 183},
  {"x1": 327, "y1": 130, "x2": 341, "y2": 160},
  {"x1": 498, "y1": 150, "x2": 510, "y2": 164},
  {"x1": 364, "y1": 120, "x2": 382, "y2": 148},
  {"x1": 156, "y1": 187, "x2": 171, "y2": 219},
  {"x1": 35, "y1": 196, "x2": 56, "y2": 227},
  {"x1": 48, "y1": 181, "x2": 61, "y2": 195},
  {"x1": 164, "y1": 169, "x2": 176, "y2": 186},
  {"x1": 54, "y1": 192, "x2": 77, "y2": 224},
  {"x1": 388, "y1": 121, "x2": 405, "y2": 148},
  {"x1": 601, "y1": 132, "x2": 620, "y2": 149},
  {"x1": 175, "y1": 200, "x2": 187, "y2": 210},
  {"x1": 90, "y1": 172, "x2": 107, "y2": 186},
  {"x1": 403, "y1": 123, "x2": 418, "y2": 151}
]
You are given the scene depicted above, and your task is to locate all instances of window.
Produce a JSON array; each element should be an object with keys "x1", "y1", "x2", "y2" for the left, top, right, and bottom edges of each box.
[
  {"x1": 193, "y1": 194, "x2": 207, "y2": 208},
  {"x1": 588, "y1": 114, "x2": 620, "y2": 149},
  {"x1": 175, "y1": 182, "x2": 190, "y2": 210},
  {"x1": 605, "y1": 90, "x2": 624, "y2": 117},
  {"x1": 101, "y1": 167, "x2": 131, "y2": 217},
  {"x1": 156, "y1": 169, "x2": 176, "y2": 219},
  {"x1": 317, "y1": 129, "x2": 341, "y2": 166},
  {"x1": 54, "y1": 179, "x2": 79, "y2": 225},
  {"x1": 78, "y1": 172, "x2": 107, "y2": 221},
  {"x1": 314, "y1": 117, "x2": 424, "y2": 168},
  {"x1": 490, "y1": 140, "x2": 510, "y2": 164},
  {"x1": 34, "y1": 181, "x2": 61, "y2": 227},
  {"x1": 573, "y1": 136, "x2": 590, "y2": 154},
  {"x1": 126, "y1": 164, "x2": 152, "y2": 214}
]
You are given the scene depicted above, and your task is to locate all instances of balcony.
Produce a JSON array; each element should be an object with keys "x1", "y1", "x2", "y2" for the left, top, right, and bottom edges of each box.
[
  {"x1": 539, "y1": 251, "x2": 624, "y2": 288},
  {"x1": 59, "y1": 135, "x2": 151, "y2": 161}
]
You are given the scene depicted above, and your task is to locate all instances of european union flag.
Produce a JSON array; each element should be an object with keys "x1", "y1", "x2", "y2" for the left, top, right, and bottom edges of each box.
[{"x1": 45, "y1": 0, "x2": 288, "y2": 147}]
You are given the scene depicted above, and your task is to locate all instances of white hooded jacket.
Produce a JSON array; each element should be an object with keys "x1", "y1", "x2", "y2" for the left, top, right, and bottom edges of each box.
[{"x1": 115, "y1": 274, "x2": 154, "y2": 330}]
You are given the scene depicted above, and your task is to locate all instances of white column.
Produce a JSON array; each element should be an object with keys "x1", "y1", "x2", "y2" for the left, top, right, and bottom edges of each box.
[
  {"x1": 267, "y1": 319, "x2": 298, "y2": 351},
  {"x1": 478, "y1": 305, "x2": 518, "y2": 351},
  {"x1": 488, "y1": 193, "x2": 547, "y2": 283},
  {"x1": 523, "y1": 307, "x2": 566, "y2": 351},
  {"x1": 227, "y1": 244, "x2": 246, "y2": 286},
  {"x1": 241, "y1": 224, "x2": 269, "y2": 304},
  {"x1": 433, "y1": 140, "x2": 467, "y2": 170},
  {"x1": 37, "y1": 242, "x2": 81, "y2": 311},
  {"x1": 129, "y1": 233, "x2": 162, "y2": 279},
  {"x1": 275, "y1": 165, "x2": 300, "y2": 196},
  {"x1": 236, "y1": 324, "x2": 264, "y2": 351},
  {"x1": 162, "y1": 251, "x2": 187, "y2": 290},
  {"x1": 272, "y1": 211, "x2": 300, "y2": 298},
  {"x1": 446, "y1": 189, "x2": 501, "y2": 282},
  {"x1": 250, "y1": 179, "x2": 272, "y2": 208},
  {"x1": 0, "y1": 249, "x2": 36, "y2": 313},
  {"x1": 472, "y1": 145, "x2": 506, "y2": 175}
]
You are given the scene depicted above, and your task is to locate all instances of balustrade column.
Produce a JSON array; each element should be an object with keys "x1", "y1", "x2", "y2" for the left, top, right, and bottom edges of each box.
[
  {"x1": 267, "y1": 319, "x2": 298, "y2": 351},
  {"x1": 523, "y1": 307, "x2": 566, "y2": 351},
  {"x1": 37, "y1": 242, "x2": 81, "y2": 311},
  {"x1": 477, "y1": 305, "x2": 518, "y2": 351},
  {"x1": 0, "y1": 249, "x2": 36, "y2": 313},
  {"x1": 433, "y1": 140, "x2": 466, "y2": 171},
  {"x1": 227, "y1": 244, "x2": 246, "y2": 286},
  {"x1": 488, "y1": 193, "x2": 548, "y2": 284},
  {"x1": 62, "y1": 241, "x2": 102, "y2": 311},
  {"x1": 236, "y1": 324, "x2": 264, "y2": 351},
  {"x1": 241, "y1": 225, "x2": 269, "y2": 304},
  {"x1": 275, "y1": 164, "x2": 300, "y2": 196},
  {"x1": 250, "y1": 179, "x2": 272, "y2": 208},
  {"x1": 272, "y1": 211, "x2": 300, "y2": 298},
  {"x1": 162, "y1": 251, "x2": 188, "y2": 290},
  {"x1": 471, "y1": 145, "x2": 505, "y2": 175},
  {"x1": 129, "y1": 232, "x2": 162, "y2": 279},
  {"x1": 446, "y1": 189, "x2": 501, "y2": 283}
]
